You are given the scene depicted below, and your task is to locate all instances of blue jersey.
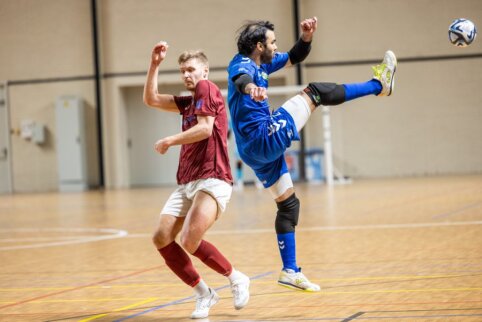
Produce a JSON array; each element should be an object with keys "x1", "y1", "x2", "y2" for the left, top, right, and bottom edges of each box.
[
  {"x1": 227, "y1": 52, "x2": 289, "y2": 139},
  {"x1": 227, "y1": 52, "x2": 300, "y2": 188}
]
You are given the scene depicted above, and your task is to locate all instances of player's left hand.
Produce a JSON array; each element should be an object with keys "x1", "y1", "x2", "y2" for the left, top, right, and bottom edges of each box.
[
  {"x1": 154, "y1": 137, "x2": 171, "y2": 154},
  {"x1": 300, "y1": 17, "x2": 317, "y2": 41}
]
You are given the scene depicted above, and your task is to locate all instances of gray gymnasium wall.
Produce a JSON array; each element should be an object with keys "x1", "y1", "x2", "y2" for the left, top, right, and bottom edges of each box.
[
  {"x1": 302, "y1": 0, "x2": 482, "y2": 178},
  {"x1": 0, "y1": 0, "x2": 480, "y2": 192},
  {"x1": 1, "y1": 0, "x2": 98, "y2": 192}
]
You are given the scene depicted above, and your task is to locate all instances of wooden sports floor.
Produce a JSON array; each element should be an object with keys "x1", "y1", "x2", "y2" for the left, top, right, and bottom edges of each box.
[{"x1": 0, "y1": 175, "x2": 481, "y2": 321}]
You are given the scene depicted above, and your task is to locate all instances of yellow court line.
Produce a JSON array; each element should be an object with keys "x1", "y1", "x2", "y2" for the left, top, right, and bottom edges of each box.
[
  {"x1": 256, "y1": 287, "x2": 482, "y2": 297},
  {"x1": 314, "y1": 273, "x2": 476, "y2": 282},
  {"x1": 254, "y1": 274, "x2": 477, "y2": 285},
  {"x1": 0, "y1": 273, "x2": 473, "y2": 291},
  {"x1": 0, "y1": 284, "x2": 182, "y2": 292},
  {"x1": 0, "y1": 297, "x2": 178, "y2": 304},
  {"x1": 324, "y1": 287, "x2": 482, "y2": 295},
  {"x1": 0, "y1": 283, "x2": 188, "y2": 291},
  {"x1": 1, "y1": 287, "x2": 481, "y2": 305},
  {"x1": 79, "y1": 297, "x2": 159, "y2": 322}
]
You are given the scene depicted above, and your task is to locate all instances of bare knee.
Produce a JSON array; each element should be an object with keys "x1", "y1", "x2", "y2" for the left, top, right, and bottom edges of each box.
[
  {"x1": 152, "y1": 228, "x2": 173, "y2": 250},
  {"x1": 179, "y1": 231, "x2": 200, "y2": 254}
]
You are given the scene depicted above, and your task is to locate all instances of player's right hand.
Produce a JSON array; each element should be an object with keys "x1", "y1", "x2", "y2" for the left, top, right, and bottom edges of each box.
[
  {"x1": 249, "y1": 86, "x2": 268, "y2": 102},
  {"x1": 154, "y1": 137, "x2": 171, "y2": 154},
  {"x1": 151, "y1": 41, "x2": 168, "y2": 66}
]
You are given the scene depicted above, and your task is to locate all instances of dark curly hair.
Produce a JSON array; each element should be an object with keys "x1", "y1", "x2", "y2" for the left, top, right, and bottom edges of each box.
[{"x1": 236, "y1": 20, "x2": 275, "y2": 56}]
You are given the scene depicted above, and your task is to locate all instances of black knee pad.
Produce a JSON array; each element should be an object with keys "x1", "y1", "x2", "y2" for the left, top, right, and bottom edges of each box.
[
  {"x1": 304, "y1": 82, "x2": 346, "y2": 106},
  {"x1": 275, "y1": 193, "x2": 300, "y2": 234}
]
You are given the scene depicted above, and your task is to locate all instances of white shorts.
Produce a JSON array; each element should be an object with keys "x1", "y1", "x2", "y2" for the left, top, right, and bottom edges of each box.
[{"x1": 161, "y1": 178, "x2": 232, "y2": 217}]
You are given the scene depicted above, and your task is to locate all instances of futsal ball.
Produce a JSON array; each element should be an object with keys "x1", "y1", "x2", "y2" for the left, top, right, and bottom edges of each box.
[{"x1": 448, "y1": 18, "x2": 477, "y2": 47}]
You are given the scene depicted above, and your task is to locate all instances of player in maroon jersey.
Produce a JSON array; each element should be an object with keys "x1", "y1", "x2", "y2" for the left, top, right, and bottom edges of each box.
[{"x1": 143, "y1": 41, "x2": 250, "y2": 319}]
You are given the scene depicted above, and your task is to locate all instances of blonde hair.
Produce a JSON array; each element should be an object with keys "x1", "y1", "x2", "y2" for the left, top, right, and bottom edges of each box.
[{"x1": 178, "y1": 50, "x2": 209, "y2": 66}]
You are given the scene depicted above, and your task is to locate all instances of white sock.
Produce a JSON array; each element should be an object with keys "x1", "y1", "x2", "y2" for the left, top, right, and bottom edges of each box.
[
  {"x1": 193, "y1": 279, "x2": 210, "y2": 297},
  {"x1": 227, "y1": 268, "x2": 245, "y2": 284}
]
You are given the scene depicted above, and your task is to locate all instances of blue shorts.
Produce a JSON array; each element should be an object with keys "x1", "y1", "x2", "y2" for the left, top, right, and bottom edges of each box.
[{"x1": 237, "y1": 107, "x2": 300, "y2": 188}]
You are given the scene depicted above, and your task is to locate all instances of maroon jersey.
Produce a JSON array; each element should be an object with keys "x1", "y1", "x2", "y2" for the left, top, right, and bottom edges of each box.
[{"x1": 173, "y1": 80, "x2": 233, "y2": 185}]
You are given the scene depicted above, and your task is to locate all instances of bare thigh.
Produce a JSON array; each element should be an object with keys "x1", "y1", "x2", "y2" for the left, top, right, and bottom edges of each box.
[{"x1": 180, "y1": 191, "x2": 218, "y2": 253}]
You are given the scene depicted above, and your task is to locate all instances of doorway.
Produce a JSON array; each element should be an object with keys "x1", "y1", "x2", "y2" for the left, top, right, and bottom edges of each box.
[
  {"x1": 124, "y1": 85, "x2": 182, "y2": 187},
  {"x1": 0, "y1": 82, "x2": 12, "y2": 193}
]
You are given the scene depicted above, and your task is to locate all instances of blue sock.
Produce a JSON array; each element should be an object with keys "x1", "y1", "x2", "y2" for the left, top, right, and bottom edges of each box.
[
  {"x1": 343, "y1": 79, "x2": 382, "y2": 101},
  {"x1": 277, "y1": 232, "x2": 298, "y2": 272}
]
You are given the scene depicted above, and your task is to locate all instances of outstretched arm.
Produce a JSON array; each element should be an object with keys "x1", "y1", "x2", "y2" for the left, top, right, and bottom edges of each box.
[
  {"x1": 285, "y1": 16, "x2": 318, "y2": 67},
  {"x1": 154, "y1": 115, "x2": 214, "y2": 154},
  {"x1": 143, "y1": 41, "x2": 179, "y2": 113}
]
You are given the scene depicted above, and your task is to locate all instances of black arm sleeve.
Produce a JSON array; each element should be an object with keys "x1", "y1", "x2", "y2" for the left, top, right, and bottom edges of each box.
[
  {"x1": 288, "y1": 38, "x2": 312, "y2": 65},
  {"x1": 233, "y1": 73, "x2": 254, "y2": 94}
]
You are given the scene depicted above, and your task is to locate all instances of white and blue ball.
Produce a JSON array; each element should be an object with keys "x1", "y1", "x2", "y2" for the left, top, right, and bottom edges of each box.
[{"x1": 448, "y1": 18, "x2": 477, "y2": 47}]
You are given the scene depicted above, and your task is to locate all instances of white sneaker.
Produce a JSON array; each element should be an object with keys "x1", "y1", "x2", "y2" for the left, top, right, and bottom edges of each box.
[
  {"x1": 191, "y1": 288, "x2": 219, "y2": 319},
  {"x1": 230, "y1": 272, "x2": 250, "y2": 310},
  {"x1": 372, "y1": 50, "x2": 397, "y2": 96},
  {"x1": 278, "y1": 268, "x2": 320, "y2": 292}
]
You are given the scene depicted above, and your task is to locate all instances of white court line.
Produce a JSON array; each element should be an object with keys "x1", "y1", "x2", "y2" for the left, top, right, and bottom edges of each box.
[
  {"x1": 0, "y1": 237, "x2": 89, "y2": 242},
  {"x1": 2, "y1": 221, "x2": 480, "y2": 250},
  {"x1": 0, "y1": 228, "x2": 128, "y2": 251},
  {"x1": 127, "y1": 220, "x2": 482, "y2": 238}
]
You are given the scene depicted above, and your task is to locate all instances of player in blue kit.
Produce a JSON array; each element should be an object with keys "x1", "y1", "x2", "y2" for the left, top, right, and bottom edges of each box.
[{"x1": 227, "y1": 17, "x2": 397, "y2": 291}]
